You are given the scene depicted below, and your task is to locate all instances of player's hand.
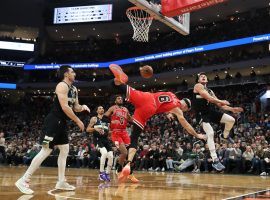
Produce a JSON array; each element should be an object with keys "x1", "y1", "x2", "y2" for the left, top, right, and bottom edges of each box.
[
  {"x1": 197, "y1": 133, "x2": 207, "y2": 141},
  {"x1": 232, "y1": 107, "x2": 244, "y2": 113},
  {"x1": 76, "y1": 120, "x2": 85, "y2": 131},
  {"x1": 166, "y1": 113, "x2": 175, "y2": 121},
  {"x1": 81, "y1": 105, "x2": 90, "y2": 113},
  {"x1": 220, "y1": 100, "x2": 230, "y2": 106}
]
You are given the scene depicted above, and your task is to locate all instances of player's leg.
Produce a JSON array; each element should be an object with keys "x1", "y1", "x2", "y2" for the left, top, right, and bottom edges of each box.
[
  {"x1": 55, "y1": 144, "x2": 75, "y2": 190},
  {"x1": 220, "y1": 113, "x2": 235, "y2": 138},
  {"x1": 202, "y1": 122, "x2": 225, "y2": 171},
  {"x1": 15, "y1": 146, "x2": 52, "y2": 194},
  {"x1": 99, "y1": 145, "x2": 108, "y2": 181},
  {"x1": 15, "y1": 114, "x2": 58, "y2": 194},
  {"x1": 104, "y1": 142, "x2": 113, "y2": 181}
]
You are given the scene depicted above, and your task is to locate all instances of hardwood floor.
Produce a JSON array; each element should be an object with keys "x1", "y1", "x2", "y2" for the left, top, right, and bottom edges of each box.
[{"x1": 0, "y1": 166, "x2": 269, "y2": 200}]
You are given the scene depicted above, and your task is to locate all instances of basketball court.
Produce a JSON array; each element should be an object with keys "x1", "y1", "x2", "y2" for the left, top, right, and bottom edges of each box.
[{"x1": 0, "y1": 166, "x2": 269, "y2": 200}]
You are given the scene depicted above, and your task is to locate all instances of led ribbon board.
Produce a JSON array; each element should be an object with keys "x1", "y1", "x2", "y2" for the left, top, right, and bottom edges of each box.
[{"x1": 24, "y1": 33, "x2": 270, "y2": 70}]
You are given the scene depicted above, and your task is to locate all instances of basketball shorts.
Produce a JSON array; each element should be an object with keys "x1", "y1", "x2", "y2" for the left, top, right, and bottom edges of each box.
[
  {"x1": 111, "y1": 130, "x2": 131, "y2": 148},
  {"x1": 40, "y1": 113, "x2": 68, "y2": 149},
  {"x1": 196, "y1": 109, "x2": 224, "y2": 125},
  {"x1": 126, "y1": 86, "x2": 156, "y2": 129}
]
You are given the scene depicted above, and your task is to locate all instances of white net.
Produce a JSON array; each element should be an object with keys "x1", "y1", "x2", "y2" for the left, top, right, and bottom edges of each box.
[{"x1": 126, "y1": 7, "x2": 154, "y2": 42}]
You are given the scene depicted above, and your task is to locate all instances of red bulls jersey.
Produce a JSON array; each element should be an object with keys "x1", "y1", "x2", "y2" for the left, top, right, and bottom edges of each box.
[
  {"x1": 110, "y1": 106, "x2": 129, "y2": 130},
  {"x1": 153, "y1": 92, "x2": 181, "y2": 114}
]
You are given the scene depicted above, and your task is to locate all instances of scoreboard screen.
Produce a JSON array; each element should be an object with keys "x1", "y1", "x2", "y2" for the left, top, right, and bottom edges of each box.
[{"x1": 53, "y1": 4, "x2": 113, "y2": 24}]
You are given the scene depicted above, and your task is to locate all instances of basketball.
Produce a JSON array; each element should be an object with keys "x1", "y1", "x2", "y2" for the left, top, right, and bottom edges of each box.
[{"x1": 140, "y1": 65, "x2": 153, "y2": 78}]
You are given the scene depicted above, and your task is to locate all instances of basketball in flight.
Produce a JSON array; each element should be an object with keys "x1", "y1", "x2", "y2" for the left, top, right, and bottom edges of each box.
[{"x1": 139, "y1": 65, "x2": 153, "y2": 78}]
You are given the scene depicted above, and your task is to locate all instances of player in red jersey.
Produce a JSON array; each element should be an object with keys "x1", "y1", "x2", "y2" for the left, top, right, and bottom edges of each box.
[
  {"x1": 104, "y1": 95, "x2": 138, "y2": 183},
  {"x1": 109, "y1": 64, "x2": 206, "y2": 181}
]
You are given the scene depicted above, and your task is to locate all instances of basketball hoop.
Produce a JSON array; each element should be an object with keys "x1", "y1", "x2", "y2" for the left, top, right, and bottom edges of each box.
[{"x1": 126, "y1": 7, "x2": 154, "y2": 42}]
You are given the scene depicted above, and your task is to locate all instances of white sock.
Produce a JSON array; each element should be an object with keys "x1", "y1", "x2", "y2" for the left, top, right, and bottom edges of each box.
[
  {"x1": 202, "y1": 122, "x2": 217, "y2": 160},
  {"x1": 23, "y1": 147, "x2": 52, "y2": 180},
  {"x1": 220, "y1": 114, "x2": 235, "y2": 138},
  {"x1": 99, "y1": 147, "x2": 108, "y2": 172},
  {"x1": 57, "y1": 144, "x2": 69, "y2": 182},
  {"x1": 106, "y1": 151, "x2": 114, "y2": 174}
]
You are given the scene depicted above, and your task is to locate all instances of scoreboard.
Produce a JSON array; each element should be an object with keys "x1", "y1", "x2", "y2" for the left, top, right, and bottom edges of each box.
[{"x1": 53, "y1": 4, "x2": 113, "y2": 24}]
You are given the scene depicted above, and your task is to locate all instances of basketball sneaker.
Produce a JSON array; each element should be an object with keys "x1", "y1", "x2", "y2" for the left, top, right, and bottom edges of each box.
[
  {"x1": 212, "y1": 159, "x2": 225, "y2": 171},
  {"x1": 105, "y1": 173, "x2": 111, "y2": 182},
  {"x1": 109, "y1": 64, "x2": 128, "y2": 84},
  {"x1": 55, "y1": 181, "x2": 76, "y2": 191},
  {"x1": 128, "y1": 174, "x2": 139, "y2": 183},
  {"x1": 122, "y1": 162, "x2": 131, "y2": 176},
  {"x1": 99, "y1": 172, "x2": 107, "y2": 181},
  {"x1": 15, "y1": 177, "x2": 34, "y2": 195}
]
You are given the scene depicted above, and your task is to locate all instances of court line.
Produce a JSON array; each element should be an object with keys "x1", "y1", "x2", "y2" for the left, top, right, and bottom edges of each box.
[
  {"x1": 222, "y1": 189, "x2": 270, "y2": 200},
  {"x1": 47, "y1": 189, "x2": 95, "y2": 200}
]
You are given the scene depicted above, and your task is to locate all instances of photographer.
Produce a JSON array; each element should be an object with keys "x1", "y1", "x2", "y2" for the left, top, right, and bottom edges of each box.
[{"x1": 0, "y1": 132, "x2": 6, "y2": 164}]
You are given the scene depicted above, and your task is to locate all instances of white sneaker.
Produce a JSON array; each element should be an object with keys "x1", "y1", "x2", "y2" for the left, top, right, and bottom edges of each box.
[
  {"x1": 155, "y1": 167, "x2": 160, "y2": 171},
  {"x1": 15, "y1": 178, "x2": 34, "y2": 195},
  {"x1": 148, "y1": 167, "x2": 153, "y2": 171},
  {"x1": 161, "y1": 167, "x2": 165, "y2": 172},
  {"x1": 260, "y1": 172, "x2": 267, "y2": 176},
  {"x1": 55, "y1": 181, "x2": 76, "y2": 191}
]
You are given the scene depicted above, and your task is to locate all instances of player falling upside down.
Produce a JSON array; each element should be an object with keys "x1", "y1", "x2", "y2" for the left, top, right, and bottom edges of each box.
[
  {"x1": 86, "y1": 106, "x2": 113, "y2": 182},
  {"x1": 193, "y1": 72, "x2": 243, "y2": 171},
  {"x1": 109, "y1": 64, "x2": 206, "y2": 181},
  {"x1": 104, "y1": 95, "x2": 138, "y2": 183},
  {"x1": 15, "y1": 65, "x2": 90, "y2": 194}
]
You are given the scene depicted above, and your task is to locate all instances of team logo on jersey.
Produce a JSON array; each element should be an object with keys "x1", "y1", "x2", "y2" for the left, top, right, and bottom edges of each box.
[{"x1": 158, "y1": 95, "x2": 171, "y2": 103}]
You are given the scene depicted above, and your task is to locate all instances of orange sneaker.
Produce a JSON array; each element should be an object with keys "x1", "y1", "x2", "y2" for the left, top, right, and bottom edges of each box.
[
  {"x1": 109, "y1": 64, "x2": 128, "y2": 84},
  {"x1": 117, "y1": 170, "x2": 128, "y2": 183},
  {"x1": 122, "y1": 162, "x2": 131, "y2": 176},
  {"x1": 128, "y1": 174, "x2": 139, "y2": 183}
]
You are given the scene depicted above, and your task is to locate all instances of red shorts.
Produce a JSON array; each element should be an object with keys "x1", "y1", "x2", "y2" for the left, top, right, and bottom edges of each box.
[
  {"x1": 126, "y1": 86, "x2": 157, "y2": 129},
  {"x1": 111, "y1": 130, "x2": 131, "y2": 148}
]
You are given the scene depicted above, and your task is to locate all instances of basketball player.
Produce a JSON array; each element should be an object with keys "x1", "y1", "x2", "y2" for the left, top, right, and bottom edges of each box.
[
  {"x1": 109, "y1": 64, "x2": 205, "y2": 180},
  {"x1": 86, "y1": 106, "x2": 113, "y2": 182},
  {"x1": 104, "y1": 95, "x2": 138, "y2": 183},
  {"x1": 15, "y1": 65, "x2": 90, "y2": 194},
  {"x1": 193, "y1": 72, "x2": 243, "y2": 171}
]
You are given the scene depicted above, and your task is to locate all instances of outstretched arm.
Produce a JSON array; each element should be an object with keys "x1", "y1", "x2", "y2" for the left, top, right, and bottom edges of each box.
[
  {"x1": 169, "y1": 107, "x2": 206, "y2": 140},
  {"x1": 211, "y1": 92, "x2": 243, "y2": 113},
  {"x1": 194, "y1": 83, "x2": 230, "y2": 106}
]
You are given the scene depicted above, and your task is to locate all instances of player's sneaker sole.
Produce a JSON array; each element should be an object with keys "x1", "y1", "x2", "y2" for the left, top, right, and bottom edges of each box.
[{"x1": 109, "y1": 64, "x2": 128, "y2": 84}]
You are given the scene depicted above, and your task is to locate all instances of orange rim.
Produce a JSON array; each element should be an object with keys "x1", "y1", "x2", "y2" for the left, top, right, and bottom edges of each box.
[{"x1": 126, "y1": 6, "x2": 154, "y2": 20}]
